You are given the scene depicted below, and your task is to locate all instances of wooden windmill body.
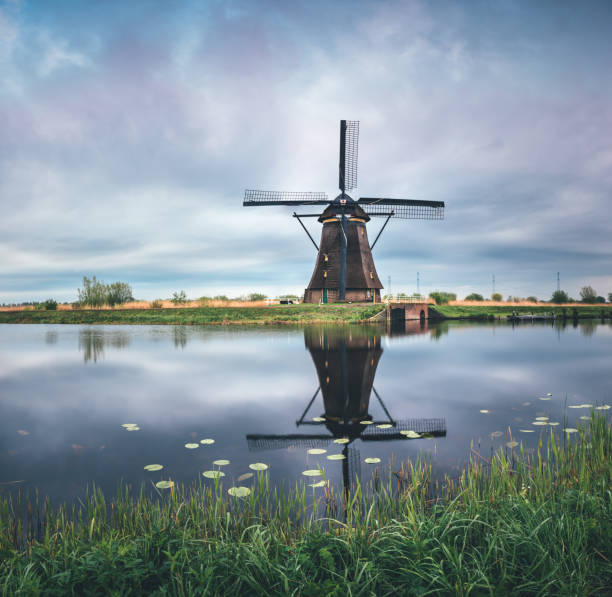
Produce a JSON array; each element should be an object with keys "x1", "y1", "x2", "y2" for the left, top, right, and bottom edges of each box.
[{"x1": 244, "y1": 120, "x2": 444, "y2": 303}]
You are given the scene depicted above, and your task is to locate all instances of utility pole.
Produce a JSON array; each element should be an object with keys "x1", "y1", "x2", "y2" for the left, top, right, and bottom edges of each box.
[
  {"x1": 416, "y1": 272, "x2": 420, "y2": 296},
  {"x1": 492, "y1": 274, "x2": 495, "y2": 296},
  {"x1": 388, "y1": 275, "x2": 391, "y2": 298},
  {"x1": 557, "y1": 272, "x2": 560, "y2": 292}
]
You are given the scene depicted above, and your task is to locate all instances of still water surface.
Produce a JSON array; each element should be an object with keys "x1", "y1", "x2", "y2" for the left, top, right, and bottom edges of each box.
[{"x1": 1, "y1": 321, "x2": 610, "y2": 503}]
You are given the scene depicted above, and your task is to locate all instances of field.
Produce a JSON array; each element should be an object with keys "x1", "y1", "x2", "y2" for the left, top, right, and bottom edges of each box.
[{"x1": 1, "y1": 413, "x2": 610, "y2": 595}]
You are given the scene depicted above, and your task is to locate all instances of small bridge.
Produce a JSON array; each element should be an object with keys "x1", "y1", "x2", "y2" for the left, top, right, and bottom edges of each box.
[{"x1": 388, "y1": 301, "x2": 429, "y2": 323}]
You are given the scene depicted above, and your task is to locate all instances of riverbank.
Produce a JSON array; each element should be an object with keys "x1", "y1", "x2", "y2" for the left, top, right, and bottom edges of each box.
[
  {"x1": 0, "y1": 303, "x2": 383, "y2": 325},
  {"x1": 0, "y1": 412, "x2": 609, "y2": 595},
  {"x1": 0, "y1": 302, "x2": 610, "y2": 325},
  {"x1": 430, "y1": 303, "x2": 612, "y2": 321}
]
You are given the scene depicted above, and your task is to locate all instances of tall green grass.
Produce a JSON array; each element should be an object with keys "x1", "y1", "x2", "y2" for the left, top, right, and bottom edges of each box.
[{"x1": 1, "y1": 413, "x2": 610, "y2": 595}]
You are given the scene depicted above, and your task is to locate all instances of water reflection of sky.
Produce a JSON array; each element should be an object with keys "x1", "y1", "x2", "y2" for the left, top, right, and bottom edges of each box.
[{"x1": 0, "y1": 322, "x2": 610, "y2": 504}]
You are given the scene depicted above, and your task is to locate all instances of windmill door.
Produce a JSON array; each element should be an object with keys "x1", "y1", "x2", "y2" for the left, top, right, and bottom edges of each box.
[{"x1": 322, "y1": 289, "x2": 328, "y2": 304}]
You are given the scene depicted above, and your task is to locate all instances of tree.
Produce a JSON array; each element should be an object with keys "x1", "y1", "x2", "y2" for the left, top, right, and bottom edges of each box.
[
  {"x1": 43, "y1": 299, "x2": 58, "y2": 310},
  {"x1": 247, "y1": 293, "x2": 267, "y2": 301},
  {"x1": 78, "y1": 276, "x2": 107, "y2": 308},
  {"x1": 491, "y1": 293, "x2": 502, "y2": 301},
  {"x1": 465, "y1": 293, "x2": 484, "y2": 301},
  {"x1": 106, "y1": 282, "x2": 133, "y2": 306},
  {"x1": 579, "y1": 286, "x2": 597, "y2": 303},
  {"x1": 429, "y1": 291, "x2": 456, "y2": 305},
  {"x1": 526, "y1": 296, "x2": 538, "y2": 303},
  {"x1": 551, "y1": 290, "x2": 569, "y2": 304},
  {"x1": 608, "y1": 293, "x2": 612, "y2": 303}
]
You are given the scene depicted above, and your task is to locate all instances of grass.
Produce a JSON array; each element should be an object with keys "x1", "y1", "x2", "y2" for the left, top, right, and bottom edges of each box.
[
  {"x1": 1, "y1": 412, "x2": 610, "y2": 595},
  {"x1": 431, "y1": 303, "x2": 612, "y2": 321},
  {"x1": 0, "y1": 304, "x2": 384, "y2": 326}
]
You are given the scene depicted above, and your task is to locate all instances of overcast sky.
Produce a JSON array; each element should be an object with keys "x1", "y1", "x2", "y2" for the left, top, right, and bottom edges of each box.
[{"x1": 1, "y1": 0, "x2": 611, "y2": 303}]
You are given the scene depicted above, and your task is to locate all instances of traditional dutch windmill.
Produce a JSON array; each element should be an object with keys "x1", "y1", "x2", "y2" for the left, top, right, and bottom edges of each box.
[{"x1": 243, "y1": 120, "x2": 445, "y2": 303}]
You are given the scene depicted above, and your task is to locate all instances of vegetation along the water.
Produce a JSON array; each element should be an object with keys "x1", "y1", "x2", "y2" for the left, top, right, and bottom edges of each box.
[{"x1": 1, "y1": 412, "x2": 610, "y2": 595}]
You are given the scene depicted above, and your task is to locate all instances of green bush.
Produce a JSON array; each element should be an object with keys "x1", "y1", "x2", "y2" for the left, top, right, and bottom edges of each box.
[
  {"x1": 149, "y1": 300, "x2": 163, "y2": 309},
  {"x1": 171, "y1": 291, "x2": 188, "y2": 304},
  {"x1": 248, "y1": 293, "x2": 268, "y2": 301},
  {"x1": 491, "y1": 293, "x2": 503, "y2": 301},
  {"x1": 429, "y1": 291, "x2": 456, "y2": 305},
  {"x1": 580, "y1": 286, "x2": 597, "y2": 303},
  {"x1": 465, "y1": 293, "x2": 484, "y2": 301},
  {"x1": 43, "y1": 299, "x2": 58, "y2": 310},
  {"x1": 551, "y1": 290, "x2": 569, "y2": 304},
  {"x1": 526, "y1": 296, "x2": 538, "y2": 303}
]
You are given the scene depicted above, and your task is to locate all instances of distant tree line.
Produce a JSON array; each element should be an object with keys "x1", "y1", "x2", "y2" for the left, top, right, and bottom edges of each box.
[{"x1": 77, "y1": 276, "x2": 133, "y2": 308}]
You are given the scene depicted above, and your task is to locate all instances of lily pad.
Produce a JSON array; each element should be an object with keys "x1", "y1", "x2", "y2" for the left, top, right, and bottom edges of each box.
[
  {"x1": 307, "y1": 448, "x2": 327, "y2": 455},
  {"x1": 121, "y1": 423, "x2": 138, "y2": 428},
  {"x1": 532, "y1": 421, "x2": 547, "y2": 426},
  {"x1": 333, "y1": 438, "x2": 349, "y2": 444},
  {"x1": 506, "y1": 441, "x2": 519, "y2": 448},
  {"x1": 237, "y1": 472, "x2": 253, "y2": 482},
  {"x1": 479, "y1": 409, "x2": 489, "y2": 414},
  {"x1": 564, "y1": 428, "x2": 578, "y2": 434},
  {"x1": 155, "y1": 480, "x2": 174, "y2": 489},
  {"x1": 596, "y1": 405, "x2": 610, "y2": 410},
  {"x1": 249, "y1": 463, "x2": 268, "y2": 471},
  {"x1": 548, "y1": 422, "x2": 559, "y2": 426},
  {"x1": 184, "y1": 443, "x2": 199, "y2": 449},
  {"x1": 546, "y1": 393, "x2": 552, "y2": 396},
  {"x1": 535, "y1": 417, "x2": 549, "y2": 421},
  {"x1": 312, "y1": 417, "x2": 325, "y2": 422},
  {"x1": 579, "y1": 415, "x2": 591, "y2": 420},
  {"x1": 400, "y1": 430, "x2": 421, "y2": 438},
  {"x1": 309, "y1": 480, "x2": 327, "y2": 488},
  {"x1": 302, "y1": 469, "x2": 322, "y2": 477},
  {"x1": 364, "y1": 457, "x2": 381, "y2": 464},
  {"x1": 377, "y1": 424, "x2": 393, "y2": 429},
  {"x1": 200, "y1": 439, "x2": 215, "y2": 445},
  {"x1": 126, "y1": 426, "x2": 140, "y2": 431},
  {"x1": 213, "y1": 459, "x2": 230, "y2": 466},
  {"x1": 327, "y1": 454, "x2": 346, "y2": 460},
  {"x1": 490, "y1": 431, "x2": 503, "y2": 438},
  {"x1": 202, "y1": 470, "x2": 225, "y2": 479},
  {"x1": 359, "y1": 420, "x2": 373, "y2": 425},
  {"x1": 519, "y1": 429, "x2": 535, "y2": 433},
  {"x1": 228, "y1": 486, "x2": 251, "y2": 497},
  {"x1": 144, "y1": 464, "x2": 163, "y2": 471},
  {"x1": 539, "y1": 397, "x2": 551, "y2": 401}
]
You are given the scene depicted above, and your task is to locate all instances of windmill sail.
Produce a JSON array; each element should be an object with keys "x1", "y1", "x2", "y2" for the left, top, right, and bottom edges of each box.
[
  {"x1": 359, "y1": 197, "x2": 444, "y2": 220},
  {"x1": 244, "y1": 190, "x2": 329, "y2": 206},
  {"x1": 339, "y1": 120, "x2": 359, "y2": 192}
]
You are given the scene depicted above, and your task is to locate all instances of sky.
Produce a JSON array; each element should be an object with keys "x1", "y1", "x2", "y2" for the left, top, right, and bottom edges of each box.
[{"x1": 1, "y1": 0, "x2": 611, "y2": 303}]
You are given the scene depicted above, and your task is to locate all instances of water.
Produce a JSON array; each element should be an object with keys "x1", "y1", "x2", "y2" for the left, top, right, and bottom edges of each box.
[{"x1": 1, "y1": 321, "x2": 610, "y2": 503}]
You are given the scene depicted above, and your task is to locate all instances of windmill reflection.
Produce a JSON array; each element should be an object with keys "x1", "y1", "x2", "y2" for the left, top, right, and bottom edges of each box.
[{"x1": 247, "y1": 325, "x2": 446, "y2": 496}]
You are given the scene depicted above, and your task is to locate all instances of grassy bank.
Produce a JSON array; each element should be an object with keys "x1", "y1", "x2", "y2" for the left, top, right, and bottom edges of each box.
[
  {"x1": 0, "y1": 304, "x2": 384, "y2": 326},
  {"x1": 1, "y1": 414, "x2": 610, "y2": 595},
  {"x1": 431, "y1": 303, "x2": 612, "y2": 321}
]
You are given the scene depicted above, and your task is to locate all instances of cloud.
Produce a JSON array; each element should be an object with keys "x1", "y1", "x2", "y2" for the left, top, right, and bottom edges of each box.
[{"x1": 1, "y1": 0, "x2": 611, "y2": 302}]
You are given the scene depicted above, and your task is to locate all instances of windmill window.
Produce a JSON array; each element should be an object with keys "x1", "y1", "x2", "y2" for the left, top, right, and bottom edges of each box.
[
  {"x1": 324, "y1": 254, "x2": 328, "y2": 262},
  {"x1": 323, "y1": 271, "x2": 327, "y2": 278},
  {"x1": 360, "y1": 227, "x2": 364, "y2": 235},
  {"x1": 369, "y1": 272, "x2": 374, "y2": 279}
]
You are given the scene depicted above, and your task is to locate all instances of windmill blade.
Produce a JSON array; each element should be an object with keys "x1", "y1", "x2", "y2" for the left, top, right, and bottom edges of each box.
[
  {"x1": 359, "y1": 197, "x2": 444, "y2": 220},
  {"x1": 244, "y1": 190, "x2": 330, "y2": 206},
  {"x1": 339, "y1": 120, "x2": 359, "y2": 192}
]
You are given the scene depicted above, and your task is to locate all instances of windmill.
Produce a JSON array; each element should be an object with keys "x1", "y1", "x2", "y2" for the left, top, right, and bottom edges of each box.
[
  {"x1": 246, "y1": 327, "x2": 446, "y2": 496},
  {"x1": 243, "y1": 120, "x2": 445, "y2": 303}
]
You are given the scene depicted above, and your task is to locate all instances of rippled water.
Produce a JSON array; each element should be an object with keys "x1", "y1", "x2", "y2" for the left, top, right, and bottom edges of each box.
[{"x1": 1, "y1": 320, "x2": 610, "y2": 503}]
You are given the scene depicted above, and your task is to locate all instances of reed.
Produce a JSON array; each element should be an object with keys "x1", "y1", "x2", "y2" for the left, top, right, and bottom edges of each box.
[{"x1": 1, "y1": 413, "x2": 610, "y2": 595}]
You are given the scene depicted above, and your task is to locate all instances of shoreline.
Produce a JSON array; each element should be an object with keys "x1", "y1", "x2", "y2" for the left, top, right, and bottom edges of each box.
[{"x1": 0, "y1": 302, "x2": 611, "y2": 325}]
